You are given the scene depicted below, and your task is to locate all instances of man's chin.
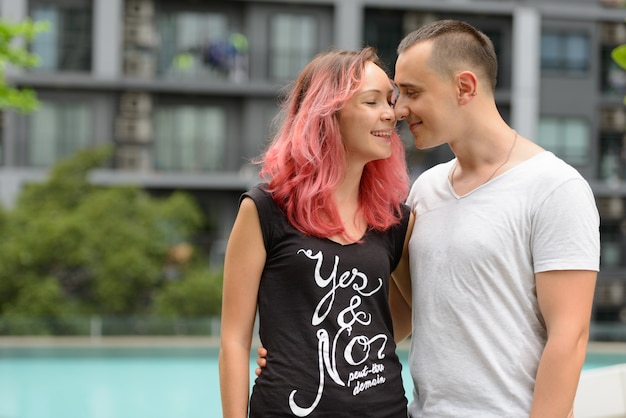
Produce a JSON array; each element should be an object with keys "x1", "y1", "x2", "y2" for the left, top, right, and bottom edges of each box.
[{"x1": 413, "y1": 141, "x2": 434, "y2": 151}]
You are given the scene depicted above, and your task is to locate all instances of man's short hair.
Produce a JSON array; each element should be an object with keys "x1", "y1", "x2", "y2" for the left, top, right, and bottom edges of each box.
[{"x1": 398, "y1": 19, "x2": 498, "y2": 91}]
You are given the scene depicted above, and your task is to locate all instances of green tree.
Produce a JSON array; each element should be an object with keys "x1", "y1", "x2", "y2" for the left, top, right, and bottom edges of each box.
[
  {"x1": 0, "y1": 18, "x2": 48, "y2": 112},
  {"x1": 0, "y1": 147, "x2": 210, "y2": 332},
  {"x1": 0, "y1": 18, "x2": 225, "y2": 334},
  {"x1": 613, "y1": 43, "x2": 626, "y2": 69},
  {"x1": 152, "y1": 266, "x2": 223, "y2": 318}
]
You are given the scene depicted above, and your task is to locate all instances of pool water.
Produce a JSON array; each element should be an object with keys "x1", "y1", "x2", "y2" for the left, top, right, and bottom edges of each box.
[
  {"x1": 0, "y1": 345, "x2": 623, "y2": 418},
  {"x1": 582, "y1": 350, "x2": 626, "y2": 369}
]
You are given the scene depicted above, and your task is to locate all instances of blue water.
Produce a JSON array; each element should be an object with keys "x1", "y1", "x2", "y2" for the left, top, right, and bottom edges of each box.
[{"x1": 0, "y1": 345, "x2": 623, "y2": 418}]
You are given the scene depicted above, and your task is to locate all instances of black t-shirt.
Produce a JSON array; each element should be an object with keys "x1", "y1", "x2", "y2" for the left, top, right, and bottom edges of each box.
[{"x1": 245, "y1": 184, "x2": 409, "y2": 418}]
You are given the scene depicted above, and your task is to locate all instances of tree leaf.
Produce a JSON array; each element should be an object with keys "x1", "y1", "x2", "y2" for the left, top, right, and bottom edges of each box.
[{"x1": 611, "y1": 44, "x2": 626, "y2": 70}]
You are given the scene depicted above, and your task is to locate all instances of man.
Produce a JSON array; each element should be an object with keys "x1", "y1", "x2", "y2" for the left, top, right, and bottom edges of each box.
[{"x1": 391, "y1": 19, "x2": 600, "y2": 417}]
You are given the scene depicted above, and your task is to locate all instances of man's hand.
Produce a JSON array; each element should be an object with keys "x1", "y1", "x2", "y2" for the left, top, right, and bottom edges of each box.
[{"x1": 255, "y1": 346, "x2": 268, "y2": 377}]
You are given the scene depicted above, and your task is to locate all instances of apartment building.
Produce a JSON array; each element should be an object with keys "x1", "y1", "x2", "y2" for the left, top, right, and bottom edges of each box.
[{"x1": 1, "y1": 0, "x2": 626, "y2": 331}]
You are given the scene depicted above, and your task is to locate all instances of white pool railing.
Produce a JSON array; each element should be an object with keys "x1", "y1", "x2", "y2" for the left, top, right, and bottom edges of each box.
[{"x1": 575, "y1": 363, "x2": 626, "y2": 418}]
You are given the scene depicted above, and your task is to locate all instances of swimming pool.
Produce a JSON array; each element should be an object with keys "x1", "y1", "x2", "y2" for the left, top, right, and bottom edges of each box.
[
  {"x1": 0, "y1": 344, "x2": 227, "y2": 418},
  {"x1": 0, "y1": 341, "x2": 624, "y2": 418}
]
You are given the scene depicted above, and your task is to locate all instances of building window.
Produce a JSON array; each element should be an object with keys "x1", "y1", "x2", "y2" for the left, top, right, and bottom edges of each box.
[
  {"x1": 269, "y1": 13, "x2": 317, "y2": 80},
  {"x1": 28, "y1": 101, "x2": 92, "y2": 167},
  {"x1": 601, "y1": 46, "x2": 626, "y2": 96},
  {"x1": 599, "y1": 107, "x2": 626, "y2": 182},
  {"x1": 363, "y1": 9, "x2": 404, "y2": 75},
  {"x1": 537, "y1": 116, "x2": 590, "y2": 165},
  {"x1": 541, "y1": 31, "x2": 589, "y2": 74},
  {"x1": 30, "y1": 1, "x2": 93, "y2": 72},
  {"x1": 599, "y1": 133, "x2": 626, "y2": 182},
  {"x1": 156, "y1": 12, "x2": 248, "y2": 81},
  {"x1": 600, "y1": 223, "x2": 623, "y2": 269},
  {"x1": 154, "y1": 106, "x2": 226, "y2": 172}
]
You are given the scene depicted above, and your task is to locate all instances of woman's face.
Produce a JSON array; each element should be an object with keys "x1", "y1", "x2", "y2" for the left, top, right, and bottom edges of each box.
[{"x1": 337, "y1": 61, "x2": 397, "y2": 166}]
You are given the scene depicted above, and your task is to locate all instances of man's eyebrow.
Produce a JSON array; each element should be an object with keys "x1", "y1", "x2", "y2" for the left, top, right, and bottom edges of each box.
[{"x1": 396, "y1": 82, "x2": 419, "y2": 89}]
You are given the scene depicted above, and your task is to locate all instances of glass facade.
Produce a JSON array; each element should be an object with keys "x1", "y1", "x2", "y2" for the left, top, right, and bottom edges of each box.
[
  {"x1": 537, "y1": 116, "x2": 590, "y2": 165},
  {"x1": 30, "y1": 1, "x2": 92, "y2": 72},
  {"x1": 269, "y1": 13, "x2": 318, "y2": 81},
  {"x1": 601, "y1": 222, "x2": 623, "y2": 269},
  {"x1": 599, "y1": 133, "x2": 625, "y2": 182},
  {"x1": 157, "y1": 11, "x2": 248, "y2": 81},
  {"x1": 601, "y1": 46, "x2": 626, "y2": 95},
  {"x1": 363, "y1": 9, "x2": 404, "y2": 75},
  {"x1": 154, "y1": 106, "x2": 226, "y2": 172},
  {"x1": 27, "y1": 101, "x2": 92, "y2": 167},
  {"x1": 541, "y1": 31, "x2": 589, "y2": 74},
  {"x1": 3, "y1": 0, "x2": 626, "y2": 333}
]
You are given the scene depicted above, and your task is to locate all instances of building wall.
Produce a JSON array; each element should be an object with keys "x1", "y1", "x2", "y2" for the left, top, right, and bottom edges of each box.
[{"x1": 2, "y1": 0, "x2": 626, "y2": 327}]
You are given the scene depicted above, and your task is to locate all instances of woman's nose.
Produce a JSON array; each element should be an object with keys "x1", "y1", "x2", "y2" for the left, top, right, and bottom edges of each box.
[{"x1": 383, "y1": 105, "x2": 396, "y2": 122}]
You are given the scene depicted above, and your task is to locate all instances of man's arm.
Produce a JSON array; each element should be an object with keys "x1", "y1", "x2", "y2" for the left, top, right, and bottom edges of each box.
[
  {"x1": 530, "y1": 269, "x2": 597, "y2": 418},
  {"x1": 389, "y1": 278, "x2": 412, "y2": 342},
  {"x1": 389, "y1": 211, "x2": 414, "y2": 342}
]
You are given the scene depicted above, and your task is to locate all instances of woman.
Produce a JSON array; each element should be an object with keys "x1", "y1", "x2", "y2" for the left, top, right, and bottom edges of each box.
[{"x1": 219, "y1": 47, "x2": 414, "y2": 418}]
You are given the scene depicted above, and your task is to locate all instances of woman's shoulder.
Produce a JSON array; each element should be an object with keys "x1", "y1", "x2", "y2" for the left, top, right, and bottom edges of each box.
[{"x1": 242, "y1": 182, "x2": 270, "y2": 201}]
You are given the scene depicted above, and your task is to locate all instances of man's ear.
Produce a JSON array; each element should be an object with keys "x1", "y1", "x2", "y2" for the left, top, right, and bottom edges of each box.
[{"x1": 457, "y1": 70, "x2": 478, "y2": 103}]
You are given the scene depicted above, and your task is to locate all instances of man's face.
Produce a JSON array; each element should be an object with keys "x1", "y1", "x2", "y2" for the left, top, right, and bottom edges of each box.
[{"x1": 394, "y1": 41, "x2": 456, "y2": 150}]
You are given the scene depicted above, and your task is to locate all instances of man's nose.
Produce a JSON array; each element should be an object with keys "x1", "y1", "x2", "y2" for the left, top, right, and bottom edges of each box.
[{"x1": 394, "y1": 97, "x2": 408, "y2": 121}]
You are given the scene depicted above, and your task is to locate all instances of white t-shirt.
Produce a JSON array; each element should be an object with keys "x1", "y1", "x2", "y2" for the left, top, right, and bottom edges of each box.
[{"x1": 406, "y1": 151, "x2": 600, "y2": 418}]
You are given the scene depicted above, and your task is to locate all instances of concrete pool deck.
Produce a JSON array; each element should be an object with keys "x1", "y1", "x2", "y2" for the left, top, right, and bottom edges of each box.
[
  {"x1": 0, "y1": 336, "x2": 224, "y2": 348},
  {"x1": 0, "y1": 336, "x2": 625, "y2": 352}
]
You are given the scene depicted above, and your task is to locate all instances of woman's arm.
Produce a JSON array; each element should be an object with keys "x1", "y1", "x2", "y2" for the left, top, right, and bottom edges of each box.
[{"x1": 219, "y1": 197, "x2": 266, "y2": 418}]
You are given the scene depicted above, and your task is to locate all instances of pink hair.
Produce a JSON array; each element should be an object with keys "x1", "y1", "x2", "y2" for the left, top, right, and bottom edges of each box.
[{"x1": 258, "y1": 47, "x2": 409, "y2": 239}]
